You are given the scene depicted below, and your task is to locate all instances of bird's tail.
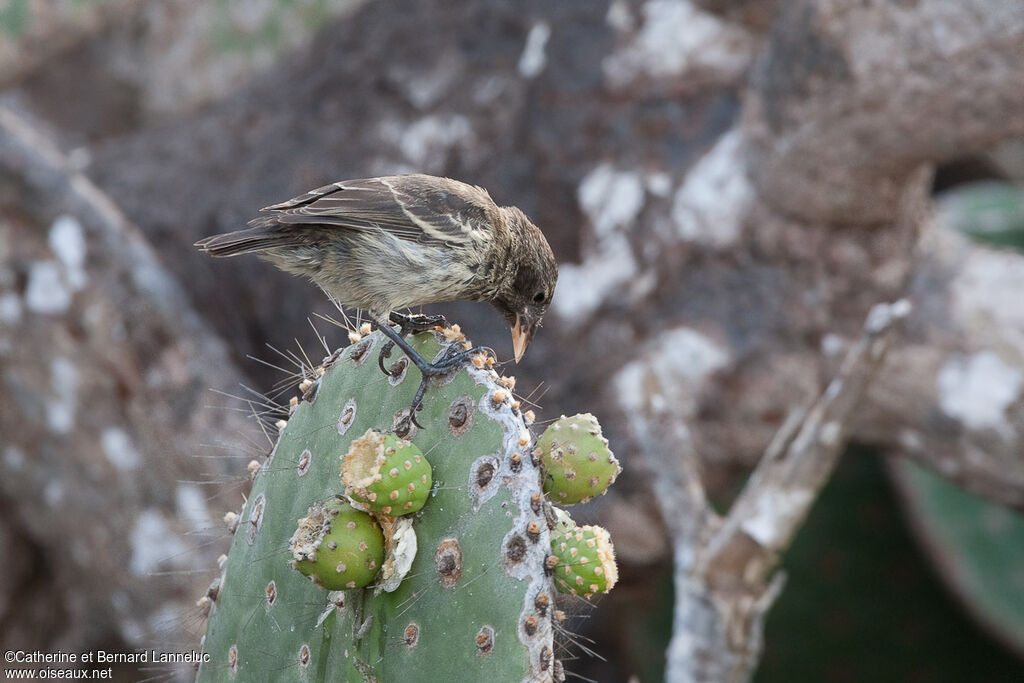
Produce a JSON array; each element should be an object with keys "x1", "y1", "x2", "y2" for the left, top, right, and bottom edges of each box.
[{"x1": 194, "y1": 218, "x2": 304, "y2": 257}]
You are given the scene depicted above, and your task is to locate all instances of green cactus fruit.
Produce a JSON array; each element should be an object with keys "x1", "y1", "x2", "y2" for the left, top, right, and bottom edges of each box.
[
  {"x1": 289, "y1": 498, "x2": 385, "y2": 590},
  {"x1": 198, "y1": 329, "x2": 566, "y2": 681},
  {"x1": 342, "y1": 429, "x2": 432, "y2": 515},
  {"x1": 550, "y1": 520, "x2": 618, "y2": 598},
  {"x1": 536, "y1": 413, "x2": 621, "y2": 504}
]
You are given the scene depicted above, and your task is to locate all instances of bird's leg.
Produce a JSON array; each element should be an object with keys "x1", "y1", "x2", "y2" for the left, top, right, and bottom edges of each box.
[
  {"x1": 423, "y1": 342, "x2": 492, "y2": 373},
  {"x1": 377, "y1": 312, "x2": 449, "y2": 376},
  {"x1": 374, "y1": 322, "x2": 491, "y2": 429}
]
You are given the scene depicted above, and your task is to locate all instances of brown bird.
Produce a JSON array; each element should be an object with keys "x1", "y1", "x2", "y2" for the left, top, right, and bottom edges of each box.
[{"x1": 195, "y1": 174, "x2": 558, "y2": 420}]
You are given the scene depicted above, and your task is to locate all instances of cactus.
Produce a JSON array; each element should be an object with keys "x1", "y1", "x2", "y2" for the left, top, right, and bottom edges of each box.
[
  {"x1": 536, "y1": 413, "x2": 621, "y2": 504},
  {"x1": 889, "y1": 458, "x2": 1024, "y2": 654},
  {"x1": 197, "y1": 327, "x2": 615, "y2": 681}
]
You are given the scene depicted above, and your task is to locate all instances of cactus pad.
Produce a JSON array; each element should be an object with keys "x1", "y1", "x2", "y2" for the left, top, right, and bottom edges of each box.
[
  {"x1": 342, "y1": 429, "x2": 432, "y2": 515},
  {"x1": 197, "y1": 330, "x2": 571, "y2": 681},
  {"x1": 289, "y1": 498, "x2": 385, "y2": 590},
  {"x1": 536, "y1": 413, "x2": 621, "y2": 504}
]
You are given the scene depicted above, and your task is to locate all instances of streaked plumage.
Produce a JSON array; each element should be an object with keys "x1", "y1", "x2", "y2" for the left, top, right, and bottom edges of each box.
[{"x1": 195, "y1": 174, "x2": 557, "y2": 362}]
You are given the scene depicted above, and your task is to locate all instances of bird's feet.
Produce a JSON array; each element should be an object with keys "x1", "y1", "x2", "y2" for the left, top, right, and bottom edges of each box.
[
  {"x1": 377, "y1": 311, "x2": 450, "y2": 376},
  {"x1": 404, "y1": 343, "x2": 489, "y2": 428},
  {"x1": 375, "y1": 318, "x2": 489, "y2": 429},
  {"x1": 388, "y1": 311, "x2": 448, "y2": 336}
]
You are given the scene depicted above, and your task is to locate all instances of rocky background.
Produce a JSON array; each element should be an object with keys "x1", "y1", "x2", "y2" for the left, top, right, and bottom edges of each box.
[{"x1": 2, "y1": 0, "x2": 1024, "y2": 680}]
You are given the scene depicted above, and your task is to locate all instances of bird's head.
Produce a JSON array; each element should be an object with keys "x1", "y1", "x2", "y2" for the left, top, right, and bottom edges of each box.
[{"x1": 493, "y1": 208, "x2": 558, "y2": 363}]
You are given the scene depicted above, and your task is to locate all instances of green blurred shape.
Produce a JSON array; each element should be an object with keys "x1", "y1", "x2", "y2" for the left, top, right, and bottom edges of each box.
[
  {"x1": 891, "y1": 458, "x2": 1024, "y2": 659},
  {"x1": 941, "y1": 181, "x2": 1024, "y2": 250},
  {"x1": 0, "y1": 0, "x2": 30, "y2": 37}
]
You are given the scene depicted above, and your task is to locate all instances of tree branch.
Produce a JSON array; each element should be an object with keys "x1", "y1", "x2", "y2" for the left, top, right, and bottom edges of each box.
[{"x1": 661, "y1": 300, "x2": 910, "y2": 682}]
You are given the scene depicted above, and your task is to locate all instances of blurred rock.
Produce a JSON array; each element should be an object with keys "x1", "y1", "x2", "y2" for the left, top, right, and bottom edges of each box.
[
  {"x1": 0, "y1": 107, "x2": 260, "y2": 670},
  {"x1": 2, "y1": 0, "x2": 365, "y2": 146}
]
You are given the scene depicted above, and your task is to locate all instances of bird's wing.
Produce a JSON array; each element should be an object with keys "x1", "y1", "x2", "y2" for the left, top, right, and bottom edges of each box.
[{"x1": 257, "y1": 175, "x2": 496, "y2": 248}]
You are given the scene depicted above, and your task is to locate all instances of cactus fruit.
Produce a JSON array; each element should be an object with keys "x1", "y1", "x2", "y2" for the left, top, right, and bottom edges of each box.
[
  {"x1": 342, "y1": 429, "x2": 432, "y2": 515},
  {"x1": 536, "y1": 413, "x2": 621, "y2": 504},
  {"x1": 199, "y1": 328, "x2": 599, "y2": 681},
  {"x1": 289, "y1": 498, "x2": 385, "y2": 590},
  {"x1": 549, "y1": 517, "x2": 618, "y2": 598}
]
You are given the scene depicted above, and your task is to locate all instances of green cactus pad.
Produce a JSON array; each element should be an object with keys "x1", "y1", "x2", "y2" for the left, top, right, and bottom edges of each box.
[
  {"x1": 550, "y1": 522, "x2": 618, "y2": 598},
  {"x1": 289, "y1": 498, "x2": 385, "y2": 590},
  {"x1": 198, "y1": 330, "x2": 562, "y2": 681},
  {"x1": 890, "y1": 458, "x2": 1024, "y2": 654},
  {"x1": 342, "y1": 429, "x2": 432, "y2": 515},
  {"x1": 536, "y1": 413, "x2": 621, "y2": 504}
]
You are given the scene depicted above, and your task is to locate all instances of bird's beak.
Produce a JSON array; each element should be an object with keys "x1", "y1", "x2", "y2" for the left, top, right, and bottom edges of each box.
[{"x1": 511, "y1": 313, "x2": 535, "y2": 364}]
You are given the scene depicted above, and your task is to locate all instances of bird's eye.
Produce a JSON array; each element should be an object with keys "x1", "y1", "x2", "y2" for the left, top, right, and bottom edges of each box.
[{"x1": 533, "y1": 291, "x2": 546, "y2": 304}]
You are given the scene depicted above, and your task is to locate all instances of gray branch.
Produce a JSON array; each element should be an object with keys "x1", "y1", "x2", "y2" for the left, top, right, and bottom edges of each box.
[{"x1": 663, "y1": 300, "x2": 910, "y2": 682}]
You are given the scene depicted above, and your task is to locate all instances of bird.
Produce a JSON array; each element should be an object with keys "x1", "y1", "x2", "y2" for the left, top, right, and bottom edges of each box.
[{"x1": 195, "y1": 174, "x2": 558, "y2": 423}]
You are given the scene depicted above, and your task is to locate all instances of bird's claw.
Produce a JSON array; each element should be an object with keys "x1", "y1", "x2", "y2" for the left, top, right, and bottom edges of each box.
[
  {"x1": 374, "y1": 318, "x2": 490, "y2": 430},
  {"x1": 404, "y1": 343, "x2": 489, "y2": 430},
  {"x1": 377, "y1": 339, "x2": 396, "y2": 376},
  {"x1": 377, "y1": 314, "x2": 447, "y2": 377},
  {"x1": 429, "y1": 343, "x2": 489, "y2": 373},
  {"x1": 408, "y1": 394, "x2": 426, "y2": 430}
]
